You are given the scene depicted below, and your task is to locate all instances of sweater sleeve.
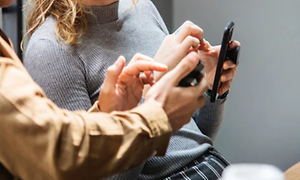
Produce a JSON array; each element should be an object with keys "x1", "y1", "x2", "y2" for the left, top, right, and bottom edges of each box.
[
  {"x1": 24, "y1": 39, "x2": 92, "y2": 111},
  {"x1": 192, "y1": 94, "x2": 226, "y2": 141},
  {"x1": 148, "y1": 0, "x2": 170, "y2": 35}
]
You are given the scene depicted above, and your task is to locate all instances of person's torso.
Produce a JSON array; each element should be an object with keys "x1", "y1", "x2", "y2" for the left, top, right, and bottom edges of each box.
[
  {"x1": 76, "y1": 0, "x2": 169, "y2": 103},
  {"x1": 24, "y1": 1, "x2": 214, "y2": 179}
]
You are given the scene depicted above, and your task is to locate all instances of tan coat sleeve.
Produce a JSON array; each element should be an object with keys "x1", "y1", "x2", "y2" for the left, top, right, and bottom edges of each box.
[{"x1": 0, "y1": 37, "x2": 172, "y2": 180}]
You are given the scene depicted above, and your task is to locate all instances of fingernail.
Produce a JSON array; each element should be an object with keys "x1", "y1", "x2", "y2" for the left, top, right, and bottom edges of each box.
[
  {"x1": 192, "y1": 24, "x2": 200, "y2": 29},
  {"x1": 162, "y1": 65, "x2": 168, "y2": 70},
  {"x1": 115, "y1": 57, "x2": 124, "y2": 67},
  {"x1": 223, "y1": 64, "x2": 228, "y2": 70},
  {"x1": 221, "y1": 76, "x2": 226, "y2": 82},
  {"x1": 153, "y1": 63, "x2": 167, "y2": 71},
  {"x1": 115, "y1": 60, "x2": 121, "y2": 66},
  {"x1": 157, "y1": 62, "x2": 168, "y2": 68},
  {"x1": 231, "y1": 41, "x2": 238, "y2": 48}
]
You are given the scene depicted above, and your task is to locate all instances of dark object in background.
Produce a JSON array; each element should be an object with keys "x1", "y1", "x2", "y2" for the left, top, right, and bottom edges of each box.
[
  {"x1": 2, "y1": 0, "x2": 23, "y2": 60},
  {"x1": 0, "y1": 163, "x2": 13, "y2": 180}
]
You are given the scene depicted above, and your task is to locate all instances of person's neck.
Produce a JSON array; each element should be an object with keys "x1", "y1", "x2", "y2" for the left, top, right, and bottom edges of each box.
[
  {"x1": 85, "y1": 0, "x2": 118, "y2": 6},
  {"x1": 85, "y1": 1, "x2": 119, "y2": 24}
]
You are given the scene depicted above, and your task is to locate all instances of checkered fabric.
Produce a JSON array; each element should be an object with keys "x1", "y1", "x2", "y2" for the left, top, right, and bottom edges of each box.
[{"x1": 164, "y1": 148, "x2": 230, "y2": 180}]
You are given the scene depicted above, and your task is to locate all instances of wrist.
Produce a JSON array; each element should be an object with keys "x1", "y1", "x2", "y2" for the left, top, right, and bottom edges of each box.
[
  {"x1": 88, "y1": 101, "x2": 101, "y2": 113},
  {"x1": 144, "y1": 98, "x2": 163, "y2": 109},
  {"x1": 154, "y1": 71, "x2": 164, "y2": 82},
  {"x1": 218, "y1": 90, "x2": 229, "y2": 99},
  {"x1": 206, "y1": 89, "x2": 229, "y2": 99}
]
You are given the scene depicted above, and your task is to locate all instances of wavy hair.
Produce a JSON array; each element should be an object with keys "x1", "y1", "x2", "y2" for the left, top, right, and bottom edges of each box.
[{"x1": 23, "y1": 0, "x2": 138, "y2": 48}]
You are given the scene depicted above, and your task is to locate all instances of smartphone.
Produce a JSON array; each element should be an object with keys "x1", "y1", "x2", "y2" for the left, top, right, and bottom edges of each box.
[{"x1": 210, "y1": 21, "x2": 236, "y2": 102}]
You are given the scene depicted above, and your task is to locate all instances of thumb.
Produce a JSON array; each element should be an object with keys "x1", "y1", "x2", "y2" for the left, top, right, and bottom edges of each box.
[
  {"x1": 102, "y1": 56, "x2": 126, "y2": 91},
  {"x1": 198, "y1": 38, "x2": 211, "y2": 51},
  {"x1": 165, "y1": 52, "x2": 199, "y2": 86}
]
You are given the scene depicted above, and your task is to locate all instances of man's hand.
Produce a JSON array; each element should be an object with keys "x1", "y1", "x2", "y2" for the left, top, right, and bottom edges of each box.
[
  {"x1": 145, "y1": 51, "x2": 208, "y2": 131},
  {"x1": 199, "y1": 40, "x2": 240, "y2": 95},
  {"x1": 99, "y1": 54, "x2": 167, "y2": 113}
]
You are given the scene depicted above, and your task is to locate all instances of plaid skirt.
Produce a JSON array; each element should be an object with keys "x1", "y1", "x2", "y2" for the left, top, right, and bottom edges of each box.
[{"x1": 164, "y1": 148, "x2": 230, "y2": 180}]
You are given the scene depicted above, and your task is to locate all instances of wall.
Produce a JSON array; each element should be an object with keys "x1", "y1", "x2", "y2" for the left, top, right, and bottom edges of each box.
[
  {"x1": 173, "y1": 0, "x2": 300, "y2": 171},
  {"x1": 152, "y1": 0, "x2": 173, "y2": 31},
  {"x1": 0, "y1": 9, "x2": 2, "y2": 27}
]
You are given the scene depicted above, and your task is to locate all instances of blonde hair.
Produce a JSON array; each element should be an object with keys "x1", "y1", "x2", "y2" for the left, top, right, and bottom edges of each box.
[{"x1": 23, "y1": 0, "x2": 139, "y2": 48}]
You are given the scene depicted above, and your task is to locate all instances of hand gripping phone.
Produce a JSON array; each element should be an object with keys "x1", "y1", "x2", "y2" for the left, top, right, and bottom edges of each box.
[
  {"x1": 179, "y1": 21, "x2": 240, "y2": 102},
  {"x1": 210, "y1": 21, "x2": 240, "y2": 102},
  {"x1": 178, "y1": 60, "x2": 204, "y2": 87}
]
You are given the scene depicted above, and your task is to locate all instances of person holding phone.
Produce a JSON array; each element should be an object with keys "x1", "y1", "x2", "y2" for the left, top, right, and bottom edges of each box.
[
  {"x1": 23, "y1": 0, "x2": 240, "y2": 179},
  {"x1": 0, "y1": 0, "x2": 211, "y2": 179}
]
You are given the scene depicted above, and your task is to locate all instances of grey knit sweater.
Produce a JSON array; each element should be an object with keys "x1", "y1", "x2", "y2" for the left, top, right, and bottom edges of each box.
[{"x1": 24, "y1": 0, "x2": 226, "y2": 179}]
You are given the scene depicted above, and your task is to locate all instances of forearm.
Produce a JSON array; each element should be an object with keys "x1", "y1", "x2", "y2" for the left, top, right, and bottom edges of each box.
[
  {"x1": 0, "y1": 94, "x2": 171, "y2": 179},
  {"x1": 67, "y1": 101, "x2": 172, "y2": 179},
  {"x1": 193, "y1": 94, "x2": 226, "y2": 141}
]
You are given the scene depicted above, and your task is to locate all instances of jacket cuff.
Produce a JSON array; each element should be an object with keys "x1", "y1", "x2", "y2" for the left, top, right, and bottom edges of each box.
[
  {"x1": 130, "y1": 100, "x2": 172, "y2": 156},
  {"x1": 88, "y1": 101, "x2": 101, "y2": 113}
]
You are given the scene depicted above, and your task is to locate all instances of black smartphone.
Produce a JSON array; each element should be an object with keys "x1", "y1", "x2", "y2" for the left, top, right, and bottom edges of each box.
[{"x1": 210, "y1": 21, "x2": 237, "y2": 102}]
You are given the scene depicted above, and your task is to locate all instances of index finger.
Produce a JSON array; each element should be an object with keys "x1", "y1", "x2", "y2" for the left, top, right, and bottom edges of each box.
[
  {"x1": 128, "y1": 53, "x2": 153, "y2": 65},
  {"x1": 223, "y1": 60, "x2": 237, "y2": 70},
  {"x1": 229, "y1": 40, "x2": 241, "y2": 49},
  {"x1": 175, "y1": 21, "x2": 204, "y2": 46},
  {"x1": 122, "y1": 61, "x2": 168, "y2": 77}
]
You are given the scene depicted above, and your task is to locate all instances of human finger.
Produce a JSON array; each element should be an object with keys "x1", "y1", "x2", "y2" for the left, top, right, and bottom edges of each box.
[
  {"x1": 218, "y1": 80, "x2": 232, "y2": 95},
  {"x1": 129, "y1": 53, "x2": 154, "y2": 65},
  {"x1": 220, "y1": 68, "x2": 237, "y2": 82},
  {"x1": 165, "y1": 51, "x2": 200, "y2": 85},
  {"x1": 192, "y1": 73, "x2": 208, "y2": 98},
  {"x1": 229, "y1": 40, "x2": 241, "y2": 49},
  {"x1": 175, "y1": 21, "x2": 204, "y2": 45},
  {"x1": 223, "y1": 60, "x2": 237, "y2": 70},
  {"x1": 181, "y1": 36, "x2": 200, "y2": 52},
  {"x1": 102, "y1": 56, "x2": 126, "y2": 92},
  {"x1": 140, "y1": 71, "x2": 155, "y2": 85},
  {"x1": 123, "y1": 61, "x2": 167, "y2": 77}
]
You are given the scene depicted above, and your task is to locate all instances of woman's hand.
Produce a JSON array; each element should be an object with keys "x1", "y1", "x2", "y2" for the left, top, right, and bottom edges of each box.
[
  {"x1": 153, "y1": 21, "x2": 207, "y2": 81},
  {"x1": 98, "y1": 53, "x2": 167, "y2": 113},
  {"x1": 199, "y1": 40, "x2": 240, "y2": 95}
]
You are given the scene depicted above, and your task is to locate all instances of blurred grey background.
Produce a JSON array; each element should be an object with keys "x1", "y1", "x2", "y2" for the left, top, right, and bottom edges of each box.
[{"x1": 153, "y1": 0, "x2": 300, "y2": 171}]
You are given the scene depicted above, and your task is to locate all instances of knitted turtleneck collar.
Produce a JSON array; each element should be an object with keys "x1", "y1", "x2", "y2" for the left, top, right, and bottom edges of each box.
[{"x1": 86, "y1": 1, "x2": 119, "y2": 24}]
